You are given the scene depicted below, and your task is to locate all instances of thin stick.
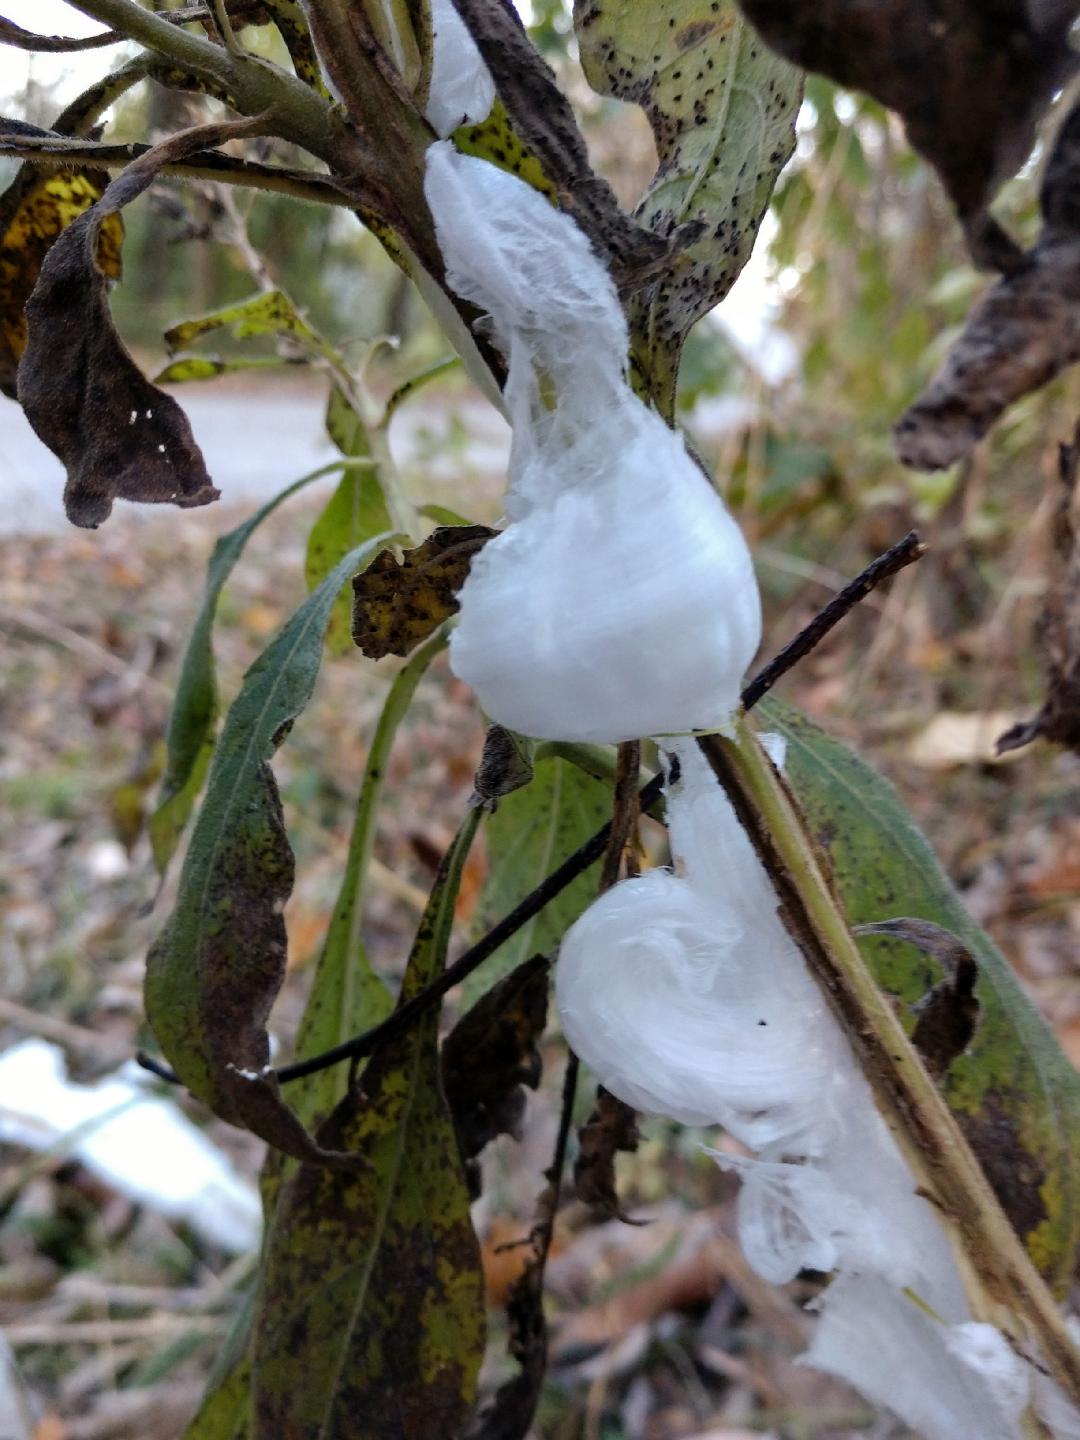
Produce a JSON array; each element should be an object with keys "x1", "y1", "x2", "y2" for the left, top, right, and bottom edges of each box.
[
  {"x1": 742, "y1": 530, "x2": 925, "y2": 709},
  {"x1": 137, "y1": 533, "x2": 924, "y2": 1088},
  {"x1": 0, "y1": 133, "x2": 352, "y2": 209}
]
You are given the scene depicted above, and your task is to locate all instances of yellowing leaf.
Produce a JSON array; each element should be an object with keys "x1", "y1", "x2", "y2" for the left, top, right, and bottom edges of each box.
[
  {"x1": 0, "y1": 165, "x2": 123, "y2": 398},
  {"x1": 351, "y1": 524, "x2": 496, "y2": 659}
]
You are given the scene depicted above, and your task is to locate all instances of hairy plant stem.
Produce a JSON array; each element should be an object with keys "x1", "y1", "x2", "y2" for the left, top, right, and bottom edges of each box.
[{"x1": 698, "y1": 719, "x2": 1080, "y2": 1416}]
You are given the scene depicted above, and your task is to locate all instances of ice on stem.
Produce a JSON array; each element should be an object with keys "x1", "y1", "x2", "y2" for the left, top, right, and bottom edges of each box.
[
  {"x1": 423, "y1": 142, "x2": 761, "y2": 742},
  {"x1": 424, "y1": 0, "x2": 495, "y2": 138},
  {"x1": 556, "y1": 742, "x2": 1077, "y2": 1440}
]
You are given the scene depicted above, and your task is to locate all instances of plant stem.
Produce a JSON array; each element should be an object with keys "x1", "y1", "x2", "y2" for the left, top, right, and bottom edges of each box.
[
  {"x1": 137, "y1": 532, "x2": 923, "y2": 1089},
  {"x1": 698, "y1": 718, "x2": 1080, "y2": 1409}
]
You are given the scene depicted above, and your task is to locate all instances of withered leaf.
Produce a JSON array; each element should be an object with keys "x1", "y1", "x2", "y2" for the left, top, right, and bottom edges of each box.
[
  {"x1": 737, "y1": 0, "x2": 1079, "y2": 270},
  {"x1": 351, "y1": 522, "x2": 496, "y2": 658},
  {"x1": 466, "y1": 1251, "x2": 546, "y2": 1440},
  {"x1": 470, "y1": 724, "x2": 535, "y2": 808},
  {"x1": 895, "y1": 97, "x2": 1080, "y2": 471},
  {"x1": 998, "y1": 423, "x2": 1080, "y2": 755},
  {"x1": 574, "y1": 1085, "x2": 642, "y2": 1220},
  {"x1": 0, "y1": 119, "x2": 123, "y2": 399},
  {"x1": 15, "y1": 123, "x2": 255, "y2": 527},
  {"x1": 442, "y1": 953, "x2": 549, "y2": 1197},
  {"x1": 856, "y1": 917, "x2": 979, "y2": 1081}
]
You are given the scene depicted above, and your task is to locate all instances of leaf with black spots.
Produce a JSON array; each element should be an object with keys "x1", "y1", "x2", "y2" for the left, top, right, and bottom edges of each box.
[
  {"x1": 0, "y1": 124, "x2": 123, "y2": 398},
  {"x1": 764, "y1": 697, "x2": 1080, "y2": 1292},
  {"x1": 163, "y1": 287, "x2": 321, "y2": 354},
  {"x1": 146, "y1": 533, "x2": 400, "y2": 1160},
  {"x1": 736, "y1": 0, "x2": 1079, "y2": 271},
  {"x1": 251, "y1": 813, "x2": 486, "y2": 1439},
  {"x1": 857, "y1": 918, "x2": 979, "y2": 1082},
  {"x1": 15, "y1": 123, "x2": 256, "y2": 528},
  {"x1": 574, "y1": 1, "x2": 801, "y2": 412},
  {"x1": 149, "y1": 465, "x2": 334, "y2": 873},
  {"x1": 442, "y1": 953, "x2": 549, "y2": 1195},
  {"x1": 351, "y1": 523, "x2": 496, "y2": 658},
  {"x1": 447, "y1": 0, "x2": 671, "y2": 288},
  {"x1": 896, "y1": 97, "x2": 1080, "y2": 470},
  {"x1": 574, "y1": 1086, "x2": 641, "y2": 1220}
]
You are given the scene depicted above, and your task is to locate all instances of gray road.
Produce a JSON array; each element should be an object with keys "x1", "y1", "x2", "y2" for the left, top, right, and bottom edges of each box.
[{"x1": 0, "y1": 382, "x2": 511, "y2": 535}]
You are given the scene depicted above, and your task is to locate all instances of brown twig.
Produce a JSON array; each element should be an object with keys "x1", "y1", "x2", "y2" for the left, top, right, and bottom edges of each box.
[{"x1": 137, "y1": 533, "x2": 925, "y2": 1089}]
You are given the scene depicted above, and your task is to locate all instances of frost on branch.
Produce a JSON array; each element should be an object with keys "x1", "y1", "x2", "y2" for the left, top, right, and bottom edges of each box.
[
  {"x1": 423, "y1": 142, "x2": 761, "y2": 742},
  {"x1": 556, "y1": 742, "x2": 1079, "y2": 1439}
]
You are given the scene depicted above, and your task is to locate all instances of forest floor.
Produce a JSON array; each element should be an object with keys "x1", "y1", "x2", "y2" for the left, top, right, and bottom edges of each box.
[{"x1": 3, "y1": 376, "x2": 1080, "y2": 1439}]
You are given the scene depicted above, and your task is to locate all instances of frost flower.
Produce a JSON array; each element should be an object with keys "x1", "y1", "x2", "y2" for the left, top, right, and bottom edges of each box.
[
  {"x1": 423, "y1": 143, "x2": 761, "y2": 742},
  {"x1": 556, "y1": 741, "x2": 1076, "y2": 1440},
  {"x1": 424, "y1": 0, "x2": 495, "y2": 139}
]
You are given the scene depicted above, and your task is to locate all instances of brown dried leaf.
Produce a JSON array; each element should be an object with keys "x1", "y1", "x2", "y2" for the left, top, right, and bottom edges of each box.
[
  {"x1": 857, "y1": 917, "x2": 979, "y2": 1081},
  {"x1": 351, "y1": 523, "x2": 496, "y2": 658},
  {"x1": 466, "y1": 1250, "x2": 546, "y2": 1440},
  {"x1": 442, "y1": 953, "x2": 549, "y2": 1196},
  {"x1": 574, "y1": 1085, "x2": 642, "y2": 1220},
  {"x1": 895, "y1": 98, "x2": 1080, "y2": 470},
  {"x1": 15, "y1": 123, "x2": 258, "y2": 527},
  {"x1": 998, "y1": 423, "x2": 1080, "y2": 754},
  {"x1": 737, "y1": 0, "x2": 1079, "y2": 269},
  {"x1": 0, "y1": 120, "x2": 123, "y2": 400}
]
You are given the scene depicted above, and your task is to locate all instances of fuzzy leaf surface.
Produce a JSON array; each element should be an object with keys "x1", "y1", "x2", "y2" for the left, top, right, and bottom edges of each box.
[{"x1": 764, "y1": 698, "x2": 1080, "y2": 1293}]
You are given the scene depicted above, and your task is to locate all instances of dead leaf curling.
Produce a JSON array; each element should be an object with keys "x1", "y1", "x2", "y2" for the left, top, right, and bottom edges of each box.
[
  {"x1": 15, "y1": 123, "x2": 260, "y2": 527},
  {"x1": 737, "y1": 0, "x2": 1079, "y2": 269},
  {"x1": 0, "y1": 131, "x2": 123, "y2": 398},
  {"x1": 574, "y1": 1085, "x2": 642, "y2": 1220},
  {"x1": 351, "y1": 523, "x2": 496, "y2": 659}
]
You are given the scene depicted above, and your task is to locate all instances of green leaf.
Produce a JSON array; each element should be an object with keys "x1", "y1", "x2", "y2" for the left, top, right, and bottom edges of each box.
[
  {"x1": 574, "y1": 0, "x2": 802, "y2": 413},
  {"x1": 184, "y1": 1355, "x2": 250, "y2": 1440},
  {"x1": 164, "y1": 290, "x2": 322, "y2": 355},
  {"x1": 150, "y1": 464, "x2": 340, "y2": 873},
  {"x1": 467, "y1": 755, "x2": 611, "y2": 1004},
  {"x1": 453, "y1": 98, "x2": 557, "y2": 199},
  {"x1": 154, "y1": 356, "x2": 300, "y2": 384},
  {"x1": 763, "y1": 698, "x2": 1080, "y2": 1294},
  {"x1": 146, "y1": 533, "x2": 402, "y2": 1159},
  {"x1": 260, "y1": 627, "x2": 449, "y2": 1216},
  {"x1": 305, "y1": 387, "x2": 394, "y2": 656},
  {"x1": 251, "y1": 811, "x2": 486, "y2": 1439}
]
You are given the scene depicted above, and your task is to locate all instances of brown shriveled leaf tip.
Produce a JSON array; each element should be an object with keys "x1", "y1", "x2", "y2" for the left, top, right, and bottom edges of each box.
[
  {"x1": 737, "y1": 0, "x2": 1079, "y2": 269},
  {"x1": 470, "y1": 724, "x2": 535, "y2": 807},
  {"x1": 466, "y1": 1251, "x2": 547, "y2": 1440},
  {"x1": 857, "y1": 917, "x2": 979, "y2": 1081},
  {"x1": 351, "y1": 523, "x2": 497, "y2": 659},
  {"x1": 998, "y1": 422, "x2": 1080, "y2": 755},
  {"x1": 442, "y1": 954, "x2": 549, "y2": 1198},
  {"x1": 895, "y1": 96, "x2": 1080, "y2": 471},
  {"x1": 14, "y1": 127, "x2": 239, "y2": 528},
  {"x1": 0, "y1": 123, "x2": 123, "y2": 400},
  {"x1": 574, "y1": 1085, "x2": 642, "y2": 1221}
]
